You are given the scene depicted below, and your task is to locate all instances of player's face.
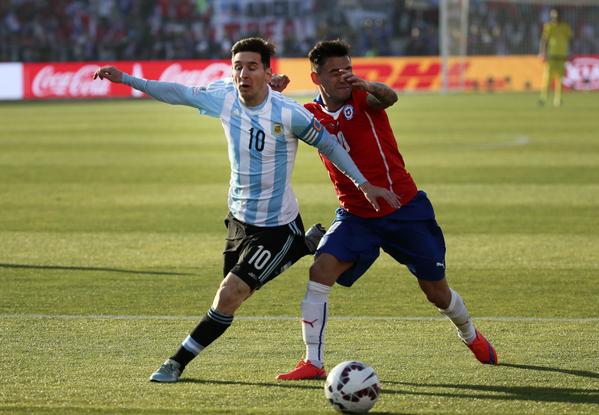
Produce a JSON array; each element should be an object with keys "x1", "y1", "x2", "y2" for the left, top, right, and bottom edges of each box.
[
  {"x1": 313, "y1": 56, "x2": 353, "y2": 106},
  {"x1": 232, "y1": 51, "x2": 272, "y2": 107}
]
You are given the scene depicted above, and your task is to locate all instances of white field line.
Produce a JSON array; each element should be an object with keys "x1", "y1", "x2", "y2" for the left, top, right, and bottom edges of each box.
[
  {"x1": 478, "y1": 134, "x2": 530, "y2": 148},
  {"x1": 1, "y1": 313, "x2": 598, "y2": 322}
]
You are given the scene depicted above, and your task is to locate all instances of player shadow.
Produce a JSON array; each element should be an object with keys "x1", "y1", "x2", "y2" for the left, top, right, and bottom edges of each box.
[
  {"x1": 180, "y1": 379, "x2": 408, "y2": 415},
  {"x1": 383, "y1": 381, "x2": 599, "y2": 404},
  {"x1": 0, "y1": 262, "x2": 194, "y2": 276},
  {"x1": 179, "y1": 379, "x2": 428, "y2": 414},
  {"x1": 180, "y1": 378, "x2": 322, "y2": 391},
  {"x1": 499, "y1": 362, "x2": 599, "y2": 379},
  {"x1": 383, "y1": 361, "x2": 599, "y2": 404}
]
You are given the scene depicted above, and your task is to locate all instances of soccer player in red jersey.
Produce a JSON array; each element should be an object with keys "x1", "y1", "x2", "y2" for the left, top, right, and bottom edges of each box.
[{"x1": 275, "y1": 40, "x2": 497, "y2": 380}]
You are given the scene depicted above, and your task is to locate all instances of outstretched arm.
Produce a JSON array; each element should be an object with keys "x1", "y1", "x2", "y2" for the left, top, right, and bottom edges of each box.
[
  {"x1": 93, "y1": 66, "x2": 124, "y2": 83},
  {"x1": 316, "y1": 132, "x2": 401, "y2": 211},
  {"x1": 93, "y1": 66, "x2": 197, "y2": 106}
]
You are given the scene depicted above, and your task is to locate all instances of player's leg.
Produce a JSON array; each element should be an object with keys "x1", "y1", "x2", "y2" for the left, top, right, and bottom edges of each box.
[
  {"x1": 418, "y1": 278, "x2": 473, "y2": 341},
  {"x1": 380, "y1": 200, "x2": 497, "y2": 365},
  {"x1": 150, "y1": 272, "x2": 250, "y2": 383},
  {"x1": 277, "y1": 215, "x2": 380, "y2": 380},
  {"x1": 150, "y1": 215, "x2": 308, "y2": 382},
  {"x1": 553, "y1": 61, "x2": 565, "y2": 107},
  {"x1": 418, "y1": 277, "x2": 497, "y2": 364},
  {"x1": 539, "y1": 62, "x2": 550, "y2": 105},
  {"x1": 275, "y1": 253, "x2": 352, "y2": 381},
  {"x1": 554, "y1": 76, "x2": 562, "y2": 106},
  {"x1": 150, "y1": 215, "x2": 250, "y2": 382},
  {"x1": 306, "y1": 255, "x2": 352, "y2": 361}
]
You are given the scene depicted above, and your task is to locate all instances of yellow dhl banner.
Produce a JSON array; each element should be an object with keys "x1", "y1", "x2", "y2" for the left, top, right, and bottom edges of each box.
[{"x1": 278, "y1": 56, "x2": 545, "y2": 94}]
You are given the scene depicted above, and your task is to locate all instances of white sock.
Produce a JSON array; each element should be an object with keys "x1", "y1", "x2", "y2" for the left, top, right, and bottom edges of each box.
[
  {"x1": 439, "y1": 288, "x2": 476, "y2": 344},
  {"x1": 301, "y1": 281, "x2": 331, "y2": 368}
]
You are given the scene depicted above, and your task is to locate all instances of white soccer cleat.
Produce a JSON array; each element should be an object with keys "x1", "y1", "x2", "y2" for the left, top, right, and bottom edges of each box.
[{"x1": 149, "y1": 359, "x2": 182, "y2": 383}]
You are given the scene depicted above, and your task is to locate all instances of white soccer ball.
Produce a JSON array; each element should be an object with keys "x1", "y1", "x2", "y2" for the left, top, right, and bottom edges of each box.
[{"x1": 324, "y1": 361, "x2": 381, "y2": 414}]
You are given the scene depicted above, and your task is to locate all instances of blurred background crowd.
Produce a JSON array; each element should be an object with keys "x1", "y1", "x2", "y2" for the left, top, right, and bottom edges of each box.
[{"x1": 1, "y1": 0, "x2": 597, "y2": 63}]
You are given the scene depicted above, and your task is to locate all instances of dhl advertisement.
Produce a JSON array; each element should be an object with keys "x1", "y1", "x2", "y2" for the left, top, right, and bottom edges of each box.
[
  {"x1": 279, "y1": 55, "x2": 599, "y2": 94},
  {"x1": 0, "y1": 55, "x2": 597, "y2": 100}
]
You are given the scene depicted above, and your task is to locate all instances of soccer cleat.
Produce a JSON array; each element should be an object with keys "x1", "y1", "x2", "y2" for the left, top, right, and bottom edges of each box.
[
  {"x1": 305, "y1": 224, "x2": 326, "y2": 254},
  {"x1": 149, "y1": 359, "x2": 182, "y2": 383},
  {"x1": 276, "y1": 360, "x2": 327, "y2": 380},
  {"x1": 465, "y1": 329, "x2": 498, "y2": 365}
]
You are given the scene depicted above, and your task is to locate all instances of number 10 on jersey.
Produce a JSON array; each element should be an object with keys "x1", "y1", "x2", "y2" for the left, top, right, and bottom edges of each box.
[
  {"x1": 248, "y1": 245, "x2": 271, "y2": 270},
  {"x1": 249, "y1": 127, "x2": 265, "y2": 152}
]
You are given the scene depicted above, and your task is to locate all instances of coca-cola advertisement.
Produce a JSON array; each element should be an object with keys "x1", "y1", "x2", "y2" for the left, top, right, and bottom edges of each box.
[
  {"x1": 22, "y1": 60, "x2": 245, "y2": 100},
  {"x1": 564, "y1": 56, "x2": 599, "y2": 91}
]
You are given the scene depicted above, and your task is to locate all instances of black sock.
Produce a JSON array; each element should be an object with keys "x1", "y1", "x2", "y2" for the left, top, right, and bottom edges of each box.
[{"x1": 171, "y1": 307, "x2": 234, "y2": 369}]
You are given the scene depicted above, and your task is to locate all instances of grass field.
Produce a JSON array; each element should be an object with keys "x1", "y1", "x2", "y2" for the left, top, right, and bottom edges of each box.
[{"x1": 1, "y1": 91, "x2": 598, "y2": 414}]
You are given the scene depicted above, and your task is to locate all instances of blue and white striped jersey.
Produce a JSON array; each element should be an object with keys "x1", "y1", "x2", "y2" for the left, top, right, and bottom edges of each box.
[{"x1": 123, "y1": 74, "x2": 366, "y2": 227}]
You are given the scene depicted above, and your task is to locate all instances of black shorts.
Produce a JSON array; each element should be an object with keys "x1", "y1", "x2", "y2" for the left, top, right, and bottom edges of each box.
[{"x1": 223, "y1": 212, "x2": 309, "y2": 290}]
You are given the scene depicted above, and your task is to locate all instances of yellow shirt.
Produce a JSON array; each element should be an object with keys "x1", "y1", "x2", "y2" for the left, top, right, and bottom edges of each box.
[{"x1": 542, "y1": 21, "x2": 573, "y2": 58}]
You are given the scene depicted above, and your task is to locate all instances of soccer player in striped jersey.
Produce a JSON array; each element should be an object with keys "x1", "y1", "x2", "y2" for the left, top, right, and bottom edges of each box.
[
  {"x1": 275, "y1": 40, "x2": 497, "y2": 381},
  {"x1": 94, "y1": 37, "x2": 400, "y2": 383}
]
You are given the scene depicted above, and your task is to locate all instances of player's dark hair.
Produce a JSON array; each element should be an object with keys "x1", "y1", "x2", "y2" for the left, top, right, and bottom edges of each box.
[
  {"x1": 550, "y1": 7, "x2": 561, "y2": 20},
  {"x1": 231, "y1": 37, "x2": 276, "y2": 69},
  {"x1": 308, "y1": 40, "x2": 351, "y2": 73}
]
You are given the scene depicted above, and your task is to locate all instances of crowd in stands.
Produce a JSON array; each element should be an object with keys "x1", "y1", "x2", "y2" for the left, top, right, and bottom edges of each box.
[
  {"x1": 467, "y1": 0, "x2": 598, "y2": 55},
  {"x1": 0, "y1": 0, "x2": 597, "y2": 63}
]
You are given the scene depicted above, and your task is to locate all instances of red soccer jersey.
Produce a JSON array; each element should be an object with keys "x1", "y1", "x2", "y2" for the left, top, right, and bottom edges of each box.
[{"x1": 305, "y1": 89, "x2": 418, "y2": 218}]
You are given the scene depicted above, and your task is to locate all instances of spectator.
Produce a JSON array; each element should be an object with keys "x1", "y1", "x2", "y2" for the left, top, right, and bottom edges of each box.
[{"x1": 0, "y1": 0, "x2": 597, "y2": 63}]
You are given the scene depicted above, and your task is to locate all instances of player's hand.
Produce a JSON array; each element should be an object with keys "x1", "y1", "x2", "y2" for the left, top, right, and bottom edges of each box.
[
  {"x1": 93, "y1": 66, "x2": 124, "y2": 83},
  {"x1": 269, "y1": 74, "x2": 290, "y2": 92},
  {"x1": 358, "y1": 182, "x2": 401, "y2": 212},
  {"x1": 339, "y1": 70, "x2": 372, "y2": 92}
]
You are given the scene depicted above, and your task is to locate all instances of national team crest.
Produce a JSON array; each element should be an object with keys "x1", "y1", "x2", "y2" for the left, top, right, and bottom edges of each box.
[
  {"x1": 273, "y1": 123, "x2": 283, "y2": 135},
  {"x1": 343, "y1": 105, "x2": 354, "y2": 120}
]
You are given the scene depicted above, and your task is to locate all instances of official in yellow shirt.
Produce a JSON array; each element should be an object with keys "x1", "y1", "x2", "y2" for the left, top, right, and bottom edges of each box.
[{"x1": 539, "y1": 8, "x2": 573, "y2": 106}]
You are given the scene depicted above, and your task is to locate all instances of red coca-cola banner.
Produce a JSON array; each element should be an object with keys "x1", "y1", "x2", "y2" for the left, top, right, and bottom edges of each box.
[
  {"x1": 22, "y1": 60, "x2": 252, "y2": 99},
  {"x1": 564, "y1": 55, "x2": 599, "y2": 91}
]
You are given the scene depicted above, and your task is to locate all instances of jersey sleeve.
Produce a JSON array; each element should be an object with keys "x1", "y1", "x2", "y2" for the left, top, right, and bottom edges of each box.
[
  {"x1": 290, "y1": 104, "x2": 366, "y2": 187},
  {"x1": 352, "y1": 87, "x2": 386, "y2": 114},
  {"x1": 352, "y1": 88, "x2": 369, "y2": 109},
  {"x1": 122, "y1": 74, "x2": 231, "y2": 118}
]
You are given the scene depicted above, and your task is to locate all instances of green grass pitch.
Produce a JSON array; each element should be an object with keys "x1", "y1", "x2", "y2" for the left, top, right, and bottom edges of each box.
[{"x1": 1, "y1": 92, "x2": 598, "y2": 414}]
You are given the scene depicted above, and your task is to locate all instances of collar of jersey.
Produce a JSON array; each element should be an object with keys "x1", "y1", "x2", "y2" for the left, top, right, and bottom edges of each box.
[{"x1": 314, "y1": 94, "x2": 344, "y2": 120}]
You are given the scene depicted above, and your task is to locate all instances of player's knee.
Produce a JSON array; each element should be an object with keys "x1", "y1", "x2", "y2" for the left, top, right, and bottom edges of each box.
[
  {"x1": 309, "y1": 256, "x2": 344, "y2": 286},
  {"x1": 213, "y1": 279, "x2": 250, "y2": 313}
]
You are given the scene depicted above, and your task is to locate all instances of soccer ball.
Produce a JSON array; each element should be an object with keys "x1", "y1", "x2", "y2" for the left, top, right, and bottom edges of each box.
[{"x1": 324, "y1": 361, "x2": 381, "y2": 414}]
